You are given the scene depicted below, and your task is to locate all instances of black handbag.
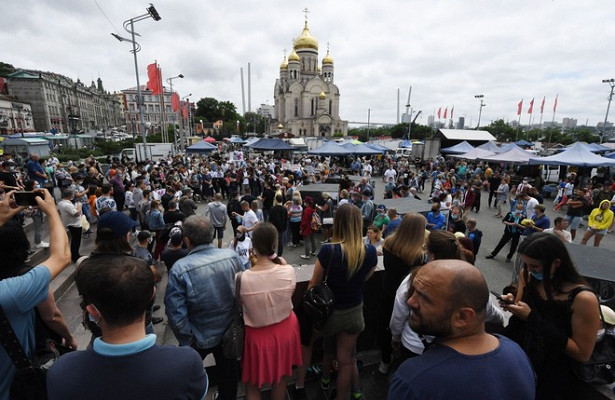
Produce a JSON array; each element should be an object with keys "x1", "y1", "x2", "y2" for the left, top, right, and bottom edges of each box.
[
  {"x1": 302, "y1": 245, "x2": 335, "y2": 329},
  {"x1": 0, "y1": 304, "x2": 72, "y2": 400},
  {"x1": 569, "y1": 287, "x2": 615, "y2": 385},
  {"x1": 222, "y1": 271, "x2": 244, "y2": 359}
]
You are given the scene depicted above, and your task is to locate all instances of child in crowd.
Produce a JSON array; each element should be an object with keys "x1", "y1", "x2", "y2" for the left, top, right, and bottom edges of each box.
[
  {"x1": 230, "y1": 226, "x2": 252, "y2": 270},
  {"x1": 134, "y1": 230, "x2": 154, "y2": 265},
  {"x1": 466, "y1": 218, "x2": 483, "y2": 256}
]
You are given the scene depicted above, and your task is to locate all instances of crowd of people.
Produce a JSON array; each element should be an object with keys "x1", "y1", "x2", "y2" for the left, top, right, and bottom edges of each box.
[{"x1": 0, "y1": 147, "x2": 613, "y2": 400}]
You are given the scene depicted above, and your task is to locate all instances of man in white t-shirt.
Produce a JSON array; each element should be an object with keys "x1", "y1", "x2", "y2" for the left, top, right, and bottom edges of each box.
[
  {"x1": 384, "y1": 167, "x2": 397, "y2": 183},
  {"x1": 544, "y1": 217, "x2": 572, "y2": 243},
  {"x1": 520, "y1": 192, "x2": 539, "y2": 220},
  {"x1": 363, "y1": 161, "x2": 373, "y2": 177},
  {"x1": 232, "y1": 200, "x2": 259, "y2": 237}
]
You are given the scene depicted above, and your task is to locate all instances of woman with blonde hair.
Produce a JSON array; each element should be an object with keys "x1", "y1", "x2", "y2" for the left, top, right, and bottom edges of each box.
[
  {"x1": 377, "y1": 213, "x2": 428, "y2": 374},
  {"x1": 306, "y1": 204, "x2": 378, "y2": 400}
]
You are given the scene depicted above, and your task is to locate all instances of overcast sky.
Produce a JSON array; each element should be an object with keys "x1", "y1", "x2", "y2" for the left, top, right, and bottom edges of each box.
[{"x1": 3, "y1": 0, "x2": 615, "y2": 128}]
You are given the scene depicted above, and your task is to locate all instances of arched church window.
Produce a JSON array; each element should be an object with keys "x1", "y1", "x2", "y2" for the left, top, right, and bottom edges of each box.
[
  {"x1": 294, "y1": 98, "x2": 299, "y2": 117},
  {"x1": 329, "y1": 100, "x2": 332, "y2": 114}
]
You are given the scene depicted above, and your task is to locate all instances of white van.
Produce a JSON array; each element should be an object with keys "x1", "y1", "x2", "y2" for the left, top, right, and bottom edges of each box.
[{"x1": 394, "y1": 148, "x2": 412, "y2": 159}]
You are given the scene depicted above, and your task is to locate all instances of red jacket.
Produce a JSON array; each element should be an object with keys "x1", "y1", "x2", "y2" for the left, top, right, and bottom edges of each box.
[{"x1": 300, "y1": 206, "x2": 315, "y2": 237}]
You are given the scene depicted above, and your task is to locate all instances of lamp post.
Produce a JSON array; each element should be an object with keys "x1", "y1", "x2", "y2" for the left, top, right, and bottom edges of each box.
[
  {"x1": 111, "y1": 4, "x2": 161, "y2": 157},
  {"x1": 167, "y1": 74, "x2": 184, "y2": 148},
  {"x1": 182, "y1": 93, "x2": 192, "y2": 142},
  {"x1": 475, "y1": 94, "x2": 485, "y2": 129},
  {"x1": 601, "y1": 79, "x2": 615, "y2": 144}
]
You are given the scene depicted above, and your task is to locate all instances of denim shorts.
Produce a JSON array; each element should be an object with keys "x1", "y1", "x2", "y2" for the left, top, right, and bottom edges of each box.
[
  {"x1": 565, "y1": 215, "x2": 582, "y2": 230},
  {"x1": 588, "y1": 227, "x2": 608, "y2": 235}
]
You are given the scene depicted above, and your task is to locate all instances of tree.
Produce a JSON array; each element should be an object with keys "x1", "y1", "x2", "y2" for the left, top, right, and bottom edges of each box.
[
  {"x1": 243, "y1": 112, "x2": 268, "y2": 134},
  {"x1": 484, "y1": 119, "x2": 517, "y2": 141},
  {"x1": 195, "y1": 97, "x2": 219, "y2": 121},
  {"x1": 0, "y1": 62, "x2": 15, "y2": 78}
]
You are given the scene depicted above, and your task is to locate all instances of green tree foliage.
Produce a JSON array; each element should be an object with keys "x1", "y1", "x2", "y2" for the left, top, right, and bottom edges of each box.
[
  {"x1": 194, "y1": 97, "x2": 241, "y2": 134},
  {"x1": 243, "y1": 112, "x2": 268, "y2": 134},
  {"x1": 0, "y1": 62, "x2": 16, "y2": 78},
  {"x1": 484, "y1": 119, "x2": 517, "y2": 141}
]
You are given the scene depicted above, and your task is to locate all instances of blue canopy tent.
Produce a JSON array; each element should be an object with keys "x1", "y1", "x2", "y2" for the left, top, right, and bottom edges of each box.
[
  {"x1": 365, "y1": 143, "x2": 390, "y2": 152},
  {"x1": 449, "y1": 148, "x2": 495, "y2": 160},
  {"x1": 559, "y1": 142, "x2": 610, "y2": 153},
  {"x1": 399, "y1": 139, "x2": 413, "y2": 148},
  {"x1": 497, "y1": 143, "x2": 523, "y2": 153},
  {"x1": 515, "y1": 140, "x2": 534, "y2": 147},
  {"x1": 245, "y1": 138, "x2": 295, "y2": 151},
  {"x1": 477, "y1": 141, "x2": 501, "y2": 153},
  {"x1": 529, "y1": 142, "x2": 615, "y2": 167},
  {"x1": 480, "y1": 146, "x2": 534, "y2": 164},
  {"x1": 440, "y1": 141, "x2": 474, "y2": 154},
  {"x1": 186, "y1": 140, "x2": 217, "y2": 153},
  {"x1": 604, "y1": 152, "x2": 615, "y2": 159},
  {"x1": 348, "y1": 143, "x2": 383, "y2": 155},
  {"x1": 307, "y1": 142, "x2": 352, "y2": 156},
  {"x1": 340, "y1": 142, "x2": 357, "y2": 150},
  {"x1": 229, "y1": 136, "x2": 247, "y2": 144}
]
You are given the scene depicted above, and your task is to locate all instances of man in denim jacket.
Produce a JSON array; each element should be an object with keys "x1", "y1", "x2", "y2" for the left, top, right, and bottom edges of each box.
[{"x1": 165, "y1": 215, "x2": 245, "y2": 400}]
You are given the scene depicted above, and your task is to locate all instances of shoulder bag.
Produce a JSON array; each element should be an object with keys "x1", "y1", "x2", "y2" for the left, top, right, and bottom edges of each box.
[
  {"x1": 0, "y1": 304, "x2": 73, "y2": 400},
  {"x1": 302, "y1": 244, "x2": 335, "y2": 330},
  {"x1": 222, "y1": 271, "x2": 244, "y2": 359},
  {"x1": 569, "y1": 286, "x2": 615, "y2": 385}
]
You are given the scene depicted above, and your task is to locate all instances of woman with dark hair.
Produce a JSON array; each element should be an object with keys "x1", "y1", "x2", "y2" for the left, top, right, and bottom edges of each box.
[
  {"x1": 502, "y1": 232, "x2": 601, "y2": 399},
  {"x1": 239, "y1": 222, "x2": 301, "y2": 400}
]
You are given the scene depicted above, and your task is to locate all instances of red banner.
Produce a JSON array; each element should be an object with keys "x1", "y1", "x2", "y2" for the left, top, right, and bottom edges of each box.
[
  {"x1": 171, "y1": 92, "x2": 180, "y2": 112},
  {"x1": 443, "y1": 107, "x2": 448, "y2": 119},
  {"x1": 517, "y1": 99, "x2": 523, "y2": 116},
  {"x1": 437, "y1": 107, "x2": 441, "y2": 119},
  {"x1": 553, "y1": 95, "x2": 558, "y2": 113},
  {"x1": 181, "y1": 102, "x2": 189, "y2": 119},
  {"x1": 451, "y1": 106, "x2": 454, "y2": 120},
  {"x1": 528, "y1": 98, "x2": 534, "y2": 114},
  {"x1": 146, "y1": 63, "x2": 161, "y2": 95},
  {"x1": 540, "y1": 97, "x2": 545, "y2": 114}
]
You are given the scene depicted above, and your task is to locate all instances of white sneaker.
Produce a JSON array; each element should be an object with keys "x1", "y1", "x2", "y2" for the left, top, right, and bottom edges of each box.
[
  {"x1": 378, "y1": 361, "x2": 390, "y2": 374},
  {"x1": 36, "y1": 241, "x2": 49, "y2": 249},
  {"x1": 300, "y1": 254, "x2": 310, "y2": 259}
]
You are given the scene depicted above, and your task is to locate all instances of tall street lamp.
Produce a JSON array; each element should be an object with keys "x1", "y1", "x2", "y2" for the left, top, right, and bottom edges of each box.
[
  {"x1": 601, "y1": 79, "x2": 615, "y2": 144},
  {"x1": 182, "y1": 93, "x2": 192, "y2": 143},
  {"x1": 475, "y1": 94, "x2": 486, "y2": 129},
  {"x1": 111, "y1": 4, "x2": 161, "y2": 157},
  {"x1": 167, "y1": 74, "x2": 184, "y2": 147}
]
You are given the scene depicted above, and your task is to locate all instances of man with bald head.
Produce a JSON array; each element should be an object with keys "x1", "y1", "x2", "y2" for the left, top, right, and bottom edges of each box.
[{"x1": 388, "y1": 260, "x2": 536, "y2": 400}]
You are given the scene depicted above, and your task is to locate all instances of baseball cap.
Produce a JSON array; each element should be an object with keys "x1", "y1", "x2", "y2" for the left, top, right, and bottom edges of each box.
[
  {"x1": 377, "y1": 204, "x2": 386, "y2": 211},
  {"x1": 97, "y1": 211, "x2": 139, "y2": 238}
]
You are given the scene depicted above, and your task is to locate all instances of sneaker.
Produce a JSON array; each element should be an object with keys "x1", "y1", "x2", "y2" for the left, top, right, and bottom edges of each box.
[
  {"x1": 300, "y1": 255, "x2": 310, "y2": 259},
  {"x1": 36, "y1": 241, "x2": 50, "y2": 249},
  {"x1": 485, "y1": 254, "x2": 495, "y2": 259},
  {"x1": 310, "y1": 252, "x2": 317, "y2": 256},
  {"x1": 320, "y1": 378, "x2": 330, "y2": 391},
  {"x1": 320, "y1": 238, "x2": 331, "y2": 244},
  {"x1": 378, "y1": 361, "x2": 390, "y2": 375}
]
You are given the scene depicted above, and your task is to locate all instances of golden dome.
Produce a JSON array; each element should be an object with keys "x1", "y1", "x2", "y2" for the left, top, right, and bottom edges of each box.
[
  {"x1": 322, "y1": 49, "x2": 334, "y2": 65},
  {"x1": 288, "y1": 49, "x2": 300, "y2": 62},
  {"x1": 277, "y1": 123, "x2": 284, "y2": 129},
  {"x1": 319, "y1": 91, "x2": 326, "y2": 100},
  {"x1": 294, "y1": 21, "x2": 318, "y2": 50},
  {"x1": 280, "y1": 55, "x2": 288, "y2": 70}
]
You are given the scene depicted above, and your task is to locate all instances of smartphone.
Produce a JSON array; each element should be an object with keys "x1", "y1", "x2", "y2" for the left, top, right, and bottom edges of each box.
[
  {"x1": 14, "y1": 191, "x2": 43, "y2": 207},
  {"x1": 490, "y1": 290, "x2": 514, "y2": 305}
]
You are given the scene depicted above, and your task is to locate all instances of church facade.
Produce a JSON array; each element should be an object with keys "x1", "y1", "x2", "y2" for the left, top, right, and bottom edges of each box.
[{"x1": 273, "y1": 18, "x2": 348, "y2": 137}]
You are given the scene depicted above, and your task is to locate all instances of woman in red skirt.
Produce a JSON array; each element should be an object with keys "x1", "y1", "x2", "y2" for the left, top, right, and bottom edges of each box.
[{"x1": 239, "y1": 222, "x2": 302, "y2": 400}]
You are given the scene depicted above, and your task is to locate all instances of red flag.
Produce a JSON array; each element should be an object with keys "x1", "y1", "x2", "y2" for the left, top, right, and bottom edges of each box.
[
  {"x1": 517, "y1": 99, "x2": 523, "y2": 116},
  {"x1": 181, "y1": 102, "x2": 189, "y2": 119},
  {"x1": 146, "y1": 63, "x2": 161, "y2": 95},
  {"x1": 528, "y1": 98, "x2": 534, "y2": 114},
  {"x1": 443, "y1": 107, "x2": 448, "y2": 119},
  {"x1": 437, "y1": 107, "x2": 441, "y2": 119},
  {"x1": 553, "y1": 95, "x2": 558, "y2": 112},
  {"x1": 540, "y1": 97, "x2": 545, "y2": 114},
  {"x1": 451, "y1": 106, "x2": 454, "y2": 120},
  {"x1": 171, "y1": 92, "x2": 180, "y2": 112}
]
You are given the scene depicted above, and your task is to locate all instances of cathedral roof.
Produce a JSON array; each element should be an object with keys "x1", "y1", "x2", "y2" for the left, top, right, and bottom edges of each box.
[
  {"x1": 288, "y1": 49, "x2": 300, "y2": 62},
  {"x1": 322, "y1": 49, "x2": 334, "y2": 65},
  {"x1": 280, "y1": 55, "x2": 288, "y2": 70},
  {"x1": 294, "y1": 21, "x2": 318, "y2": 50}
]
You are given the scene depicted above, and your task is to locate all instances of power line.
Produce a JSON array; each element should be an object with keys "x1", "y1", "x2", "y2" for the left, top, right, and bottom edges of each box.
[{"x1": 92, "y1": 0, "x2": 122, "y2": 34}]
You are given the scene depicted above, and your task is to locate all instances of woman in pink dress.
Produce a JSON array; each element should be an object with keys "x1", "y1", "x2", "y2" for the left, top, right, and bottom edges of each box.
[{"x1": 239, "y1": 222, "x2": 302, "y2": 400}]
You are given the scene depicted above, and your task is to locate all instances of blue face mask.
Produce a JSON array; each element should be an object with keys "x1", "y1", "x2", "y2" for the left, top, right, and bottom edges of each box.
[{"x1": 530, "y1": 271, "x2": 544, "y2": 281}]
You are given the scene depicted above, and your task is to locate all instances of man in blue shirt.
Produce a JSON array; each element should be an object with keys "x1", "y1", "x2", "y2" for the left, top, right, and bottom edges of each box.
[
  {"x1": 0, "y1": 189, "x2": 71, "y2": 400},
  {"x1": 388, "y1": 260, "x2": 536, "y2": 400},
  {"x1": 426, "y1": 203, "x2": 446, "y2": 230},
  {"x1": 165, "y1": 215, "x2": 245, "y2": 400},
  {"x1": 26, "y1": 154, "x2": 47, "y2": 188}
]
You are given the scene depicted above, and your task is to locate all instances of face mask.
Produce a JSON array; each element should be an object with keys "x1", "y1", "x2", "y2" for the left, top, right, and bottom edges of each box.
[
  {"x1": 451, "y1": 214, "x2": 458, "y2": 220},
  {"x1": 9, "y1": 167, "x2": 14, "y2": 172},
  {"x1": 236, "y1": 234, "x2": 246, "y2": 241},
  {"x1": 530, "y1": 271, "x2": 544, "y2": 281}
]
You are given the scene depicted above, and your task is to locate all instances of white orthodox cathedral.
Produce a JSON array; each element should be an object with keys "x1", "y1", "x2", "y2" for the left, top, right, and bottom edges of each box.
[{"x1": 273, "y1": 17, "x2": 348, "y2": 137}]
